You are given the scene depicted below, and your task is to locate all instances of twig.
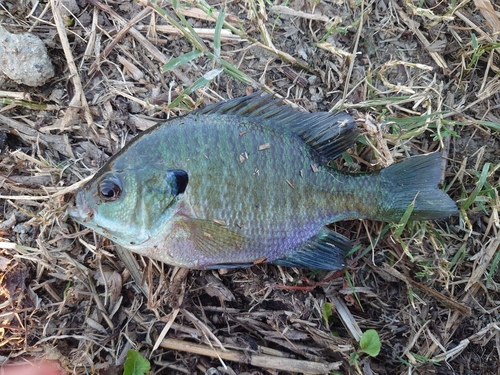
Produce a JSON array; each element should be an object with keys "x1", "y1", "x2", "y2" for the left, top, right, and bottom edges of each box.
[
  {"x1": 160, "y1": 338, "x2": 342, "y2": 374},
  {"x1": 269, "y1": 5, "x2": 330, "y2": 22},
  {"x1": 135, "y1": 24, "x2": 242, "y2": 42},
  {"x1": 86, "y1": 0, "x2": 193, "y2": 86},
  {"x1": 50, "y1": 0, "x2": 94, "y2": 131},
  {"x1": 393, "y1": 1, "x2": 449, "y2": 72},
  {"x1": 466, "y1": 231, "x2": 500, "y2": 291},
  {"x1": 335, "y1": 0, "x2": 366, "y2": 110},
  {"x1": 0, "y1": 113, "x2": 73, "y2": 157},
  {"x1": 381, "y1": 264, "x2": 471, "y2": 315},
  {"x1": 329, "y1": 295, "x2": 363, "y2": 341},
  {"x1": 114, "y1": 245, "x2": 148, "y2": 296},
  {"x1": 87, "y1": 3, "x2": 153, "y2": 74}
]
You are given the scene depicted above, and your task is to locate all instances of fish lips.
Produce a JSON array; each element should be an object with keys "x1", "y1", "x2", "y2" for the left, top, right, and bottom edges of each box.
[{"x1": 69, "y1": 189, "x2": 94, "y2": 223}]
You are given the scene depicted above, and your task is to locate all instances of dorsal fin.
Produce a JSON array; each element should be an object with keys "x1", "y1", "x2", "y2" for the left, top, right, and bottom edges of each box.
[{"x1": 194, "y1": 93, "x2": 359, "y2": 161}]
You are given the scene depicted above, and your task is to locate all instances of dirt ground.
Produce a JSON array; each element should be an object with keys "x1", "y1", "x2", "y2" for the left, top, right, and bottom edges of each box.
[{"x1": 0, "y1": 0, "x2": 499, "y2": 374}]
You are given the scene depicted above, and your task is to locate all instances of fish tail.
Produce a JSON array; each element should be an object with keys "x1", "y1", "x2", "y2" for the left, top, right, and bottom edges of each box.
[{"x1": 373, "y1": 153, "x2": 458, "y2": 221}]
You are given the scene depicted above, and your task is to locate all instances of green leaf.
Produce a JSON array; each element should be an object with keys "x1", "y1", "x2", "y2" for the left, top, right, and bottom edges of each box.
[
  {"x1": 349, "y1": 351, "x2": 360, "y2": 365},
  {"x1": 123, "y1": 349, "x2": 150, "y2": 375},
  {"x1": 359, "y1": 329, "x2": 381, "y2": 357},
  {"x1": 162, "y1": 50, "x2": 203, "y2": 72},
  {"x1": 471, "y1": 33, "x2": 478, "y2": 50}
]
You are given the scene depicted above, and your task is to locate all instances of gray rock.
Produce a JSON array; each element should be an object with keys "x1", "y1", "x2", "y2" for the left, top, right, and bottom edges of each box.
[
  {"x1": 0, "y1": 25, "x2": 55, "y2": 87},
  {"x1": 61, "y1": 0, "x2": 80, "y2": 15}
]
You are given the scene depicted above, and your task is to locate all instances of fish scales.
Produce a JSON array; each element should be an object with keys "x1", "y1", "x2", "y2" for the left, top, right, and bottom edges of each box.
[
  {"x1": 119, "y1": 117, "x2": 367, "y2": 247},
  {"x1": 161, "y1": 121, "x2": 323, "y2": 248},
  {"x1": 70, "y1": 94, "x2": 458, "y2": 270}
]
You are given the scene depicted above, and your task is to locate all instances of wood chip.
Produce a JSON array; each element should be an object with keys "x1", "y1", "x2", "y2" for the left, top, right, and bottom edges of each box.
[
  {"x1": 136, "y1": 25, "x2": 243, "y2": 42},
  {"x1": 258, "y1": 143, "x2": 271, "y2": 150},
  {"x1": 279, "y1": 66, "x2": 309, "y2": 87},
  {"x1": 269, "y1": 5, "x2": 330, "y2": 22},
  {"x1": 253, "y1": 257, "x2": 267, "y2": 265},
  {"x1": 204, "y1": 274, "x2": 235, "y2": 301},
  {"x1": 117, "y1": 55, "x2": 144, "y2": 81}
]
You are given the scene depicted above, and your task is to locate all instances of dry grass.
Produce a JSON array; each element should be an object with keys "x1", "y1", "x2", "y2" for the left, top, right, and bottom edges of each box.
[{"x1": 0, "y1": 0, "x2": 499, "y2": 374}]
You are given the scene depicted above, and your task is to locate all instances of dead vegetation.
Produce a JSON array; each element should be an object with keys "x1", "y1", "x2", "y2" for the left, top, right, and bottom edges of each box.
[{"x1": 0, "y1": 0, "x2": 499, "y2": 374}]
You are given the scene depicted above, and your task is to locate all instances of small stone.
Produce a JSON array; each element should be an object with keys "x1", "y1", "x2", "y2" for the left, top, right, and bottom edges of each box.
[
  {"x1": 128, "y1": 101, "x2": 142, "y2": 114},
  {"x1": 0, "y1": 25, "x2": 55, "y2": 87},
  {"x1": 309, "y1": 87, "x2": 324, "y2": 102},
  {"x1": 61, "y1": 0, "x2": 80, "y2": 15},
  {"x1": 48, "y1": 88, "x2": 65, "y2": 103},
  {"x1": 13, "y1": 223, "x2": 29, "y2": 234}
]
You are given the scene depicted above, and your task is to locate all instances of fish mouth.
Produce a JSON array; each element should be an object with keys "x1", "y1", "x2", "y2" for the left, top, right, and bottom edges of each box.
[{"x1": 69, "y1": 189, "x2": 94, "y2": 223}]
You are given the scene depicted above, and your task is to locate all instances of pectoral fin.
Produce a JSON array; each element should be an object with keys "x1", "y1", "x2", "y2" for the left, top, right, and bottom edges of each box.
[
  {"x1": 272, "y1": 227, "x2": 351, "y2": 270},
  {"x1": 184, "y1": 217, "x2": 248, "y2": 259},
  {"x1": 127, "y1": 215, "x2": 250, "y2": 269}
]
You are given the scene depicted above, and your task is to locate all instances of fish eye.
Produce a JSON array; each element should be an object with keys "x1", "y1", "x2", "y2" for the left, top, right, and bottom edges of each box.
[{"x1": 98, "y1": 176, "x2": 122, "y2": 202}]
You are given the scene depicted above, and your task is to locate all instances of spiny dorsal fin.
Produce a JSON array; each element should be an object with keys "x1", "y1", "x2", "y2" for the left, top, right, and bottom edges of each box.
[
  {"x1": 271, "y1": 227, "x2": 351, "y2": 270},
  {"x1": 194, "y1": 93, "x2": 359, "y2": 162}
]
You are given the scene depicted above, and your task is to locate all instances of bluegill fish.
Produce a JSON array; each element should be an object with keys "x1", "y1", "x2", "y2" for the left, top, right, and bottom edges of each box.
[{"x1": 70, "y1": 94, "x2": 457, "y2": 270}]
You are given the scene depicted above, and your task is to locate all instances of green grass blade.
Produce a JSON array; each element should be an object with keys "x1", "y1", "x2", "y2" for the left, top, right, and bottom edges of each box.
[
  {"x1": 188, "y1": 68, "x2": 223, "y2": 93},
  {"x1": 461, "y1": 162, "x2": 491, "y2": 211},
  {"x1": 162, "y1": 50, "x2": 203, "y2": 72},
  {"x1": 0, "y1": 98, "x2": 49, "y2": 110},
  {"x1": 174, "y1": 9, "x2": 208, "y2": 51},
  {"x1": 393, "y1": 199, "x2": 416, "y2": 238},
  {"x1": 169, "y1": 68, "x2": 224, "y2": 108},
  {"x1": 213, "y1": 9, "x2": 225, "y2": 60},
  {"x1": 205, "y1": 51, "x2": 256, "y2": 86},
  {"x1": 471, "y1": 33, "x2": 478, "y2": 50},
  {"x1": 475, "y1": 120, "x2": 500, "y2": 132},
  {"x1": 150, "y1": 0, "x2": 207, "y2": 52},
  {"x1": 344, "y1": 269, "x2": 363, "y2": 311},
  {"x1": 356, "y1": 223, "x2": 391, "y2": 258},
  {"x1": 487, "y1": 246, "x2": 500, "y2": 287}
]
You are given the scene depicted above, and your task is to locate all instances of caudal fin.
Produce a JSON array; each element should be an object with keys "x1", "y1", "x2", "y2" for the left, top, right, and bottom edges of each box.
[{"x1": 375, "y1": 153, "x2": 458, "y2": 221}]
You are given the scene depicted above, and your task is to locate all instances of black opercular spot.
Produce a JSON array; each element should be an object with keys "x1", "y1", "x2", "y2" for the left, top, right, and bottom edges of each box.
[
  {"x1": 170, "y1": 169, "x2": 189, "y2": 195},
  {"x1": 98, "y1": 176, "x2": 122, "y2": 201}
]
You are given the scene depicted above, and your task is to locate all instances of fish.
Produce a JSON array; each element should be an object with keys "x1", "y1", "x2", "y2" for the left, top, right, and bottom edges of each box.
[{"x1": 69, "y1": 93, "x2": 458, "y2": 270}]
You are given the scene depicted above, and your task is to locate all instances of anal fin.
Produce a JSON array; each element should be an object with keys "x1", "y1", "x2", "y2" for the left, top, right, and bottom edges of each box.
[
  {"x1": 272, "y1": 227, "x2": 351, "y2": 270},
  {"x1": 204, "y1": 262, "x2": 255, "y2": 270}
]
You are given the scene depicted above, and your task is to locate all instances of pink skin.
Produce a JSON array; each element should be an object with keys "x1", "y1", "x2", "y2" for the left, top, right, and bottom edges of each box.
[{"x1": 0, "y1": 361, "x2": 65, "y2": 375}]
